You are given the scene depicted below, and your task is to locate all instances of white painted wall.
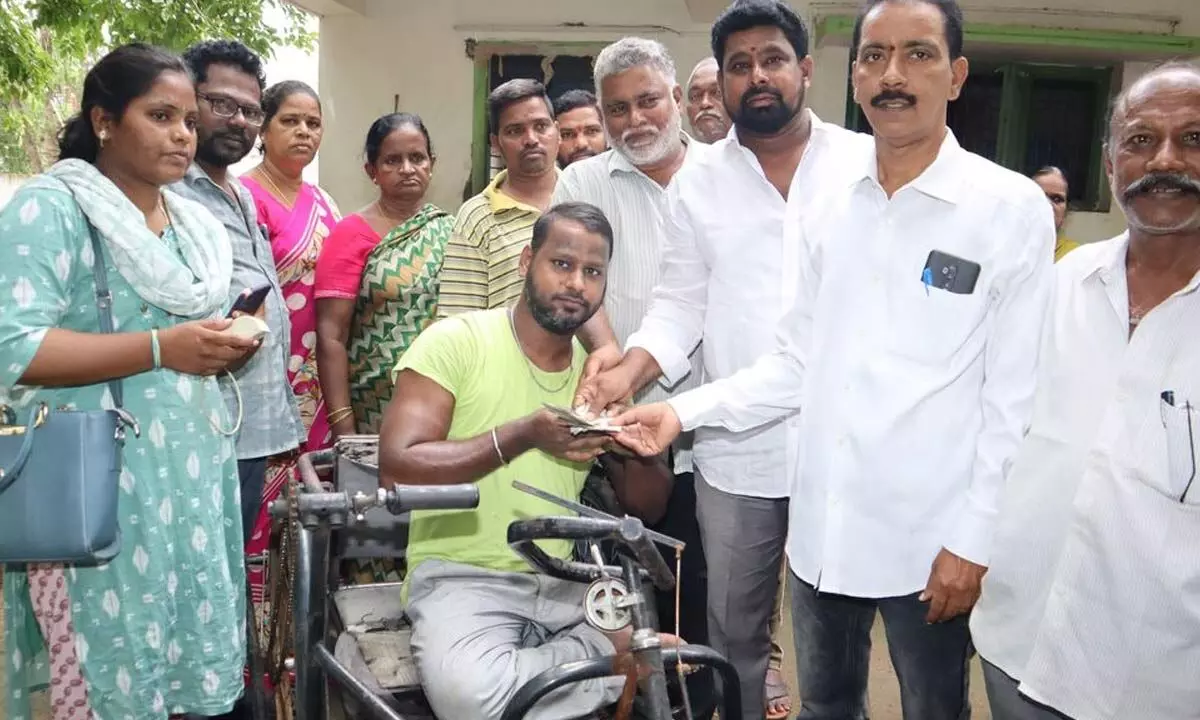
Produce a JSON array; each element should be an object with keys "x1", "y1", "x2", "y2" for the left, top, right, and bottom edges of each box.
[{"x1": 307, "y1": 0, "x2": 1200, "y2": 242}]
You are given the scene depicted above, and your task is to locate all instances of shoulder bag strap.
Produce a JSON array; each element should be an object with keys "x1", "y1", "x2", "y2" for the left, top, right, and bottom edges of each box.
[{"x1": 84, "y1": 223, "x2": 124, "y2": 410}]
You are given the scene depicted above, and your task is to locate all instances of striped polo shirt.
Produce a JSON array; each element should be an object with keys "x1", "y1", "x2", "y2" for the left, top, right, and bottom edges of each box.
[{"x1": 437, "y1": 170, "x2": 541, "y2": 318}]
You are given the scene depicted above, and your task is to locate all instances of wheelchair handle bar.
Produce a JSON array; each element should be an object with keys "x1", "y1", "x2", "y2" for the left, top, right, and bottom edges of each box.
[
  {"x1": 274, "y1": 450, "x2": 479, "y2": 528},
  {"x1": 507, "y1": 515, "x2": 676, "y2": 592}
]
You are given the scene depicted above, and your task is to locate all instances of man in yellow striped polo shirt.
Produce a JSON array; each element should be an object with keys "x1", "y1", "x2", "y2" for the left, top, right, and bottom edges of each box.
[{"x1": 438, "y1": 78, "x2": 561, "y2": 317}]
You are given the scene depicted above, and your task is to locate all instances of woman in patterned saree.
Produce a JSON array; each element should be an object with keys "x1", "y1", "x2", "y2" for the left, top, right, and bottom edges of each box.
[
  {"x1": 1, "y1": 44, "x2": 253, "y2": 720},
  {"x1": 316, "y1": 113, "x2": 453, "y2": 438},
  {"x1": 240, "y1": 81, "x2": 340, "y2": 611}
]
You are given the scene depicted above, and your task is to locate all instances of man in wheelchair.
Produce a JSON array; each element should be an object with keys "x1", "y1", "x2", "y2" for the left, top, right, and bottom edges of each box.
[{"x1": 377, "y1": 201, "x2": 681, "y2": 720}]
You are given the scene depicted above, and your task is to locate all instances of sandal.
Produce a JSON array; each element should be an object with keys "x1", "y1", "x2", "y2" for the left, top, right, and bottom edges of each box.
[{"x1": 765, "y1": 667, "x2": 792, "y2": 719}]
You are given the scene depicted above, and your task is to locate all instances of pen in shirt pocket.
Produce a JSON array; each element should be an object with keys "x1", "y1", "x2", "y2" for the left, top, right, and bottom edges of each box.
[{"x1": 1160, "y1": 390, "x2": 1196, "y2": 503}]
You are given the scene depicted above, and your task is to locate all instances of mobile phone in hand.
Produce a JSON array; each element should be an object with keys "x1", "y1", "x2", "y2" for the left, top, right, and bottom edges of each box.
[{"x1": 226, "y1": 284, "x2": 271, "y2": 318}]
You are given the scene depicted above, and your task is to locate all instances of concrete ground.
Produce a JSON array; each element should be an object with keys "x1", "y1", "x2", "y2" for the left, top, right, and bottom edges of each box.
[{"x1": 3, "y1": 587, "x2": 991, "y2": 720}]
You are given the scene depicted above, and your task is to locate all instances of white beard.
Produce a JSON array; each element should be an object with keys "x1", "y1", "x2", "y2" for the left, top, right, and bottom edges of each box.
[{"x1": 611, "y1": 109, "x2": 683, "y2": 167}]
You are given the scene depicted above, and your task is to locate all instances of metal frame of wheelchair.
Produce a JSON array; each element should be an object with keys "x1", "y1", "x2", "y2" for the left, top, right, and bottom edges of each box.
[{"x1": 284, "y1": 439, "x2": 742, "y2": 720}]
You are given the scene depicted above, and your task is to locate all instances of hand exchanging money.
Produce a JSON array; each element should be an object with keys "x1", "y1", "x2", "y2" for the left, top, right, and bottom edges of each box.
[{"x1": 609, "y1": 402, "x2": 683, "y2": 457}]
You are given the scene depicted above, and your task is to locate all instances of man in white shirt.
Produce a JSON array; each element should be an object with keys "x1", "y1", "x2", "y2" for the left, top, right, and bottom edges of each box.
[
  {"x1": 574, "y1": 2, "x2": 867, "y2": 716},
  {"x1": 550, "y1": 36, "x2": 714, "y2": 715},
  {"x1": 970, "y1": 61, "x2": 1200, "y2": 720},
  {"x1": 611, "y1": 0, "x2": 1055, "y2": 717}
]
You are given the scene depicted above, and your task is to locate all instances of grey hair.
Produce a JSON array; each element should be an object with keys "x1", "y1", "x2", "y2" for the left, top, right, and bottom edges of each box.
[{"x1": 593, "y1": 37, "x2": 678, "y2": 102}]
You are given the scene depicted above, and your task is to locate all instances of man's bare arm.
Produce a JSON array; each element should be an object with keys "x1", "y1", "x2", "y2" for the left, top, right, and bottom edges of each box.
[
  {"x1": 602, "y1": 452, "x2": 674, "y2": 525},
  {"x1": 378, "y1": 370, "x2": 535, "y2": 488},
  {"x1": 578, "y1": 307, "x2": 620, "y2": 352}
]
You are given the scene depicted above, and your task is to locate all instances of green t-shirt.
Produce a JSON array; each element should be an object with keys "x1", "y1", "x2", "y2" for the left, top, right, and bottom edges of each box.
[{"x1": 394, "y1": 307, "x2": 589, "y2": 575}]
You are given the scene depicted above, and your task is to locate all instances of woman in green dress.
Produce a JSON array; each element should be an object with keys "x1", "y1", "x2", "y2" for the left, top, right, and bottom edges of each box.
[
  {"x1": 315, "y1": 113, "x2": 454, "y2": 437},
  {"x1": 1, "y1": 44, "x2": 255, "y2": 720}
]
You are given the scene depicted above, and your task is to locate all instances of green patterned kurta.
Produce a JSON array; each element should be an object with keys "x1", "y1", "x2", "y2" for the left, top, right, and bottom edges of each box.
[
  {"x1": 0, "y1": 186, "x2": 246, "y2": 720},
  {"x1": 347, "y1": 204, "x2": 453, "y2": 433}
]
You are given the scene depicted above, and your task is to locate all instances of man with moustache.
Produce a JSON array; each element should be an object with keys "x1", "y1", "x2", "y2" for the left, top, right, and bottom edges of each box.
[
  {"x1": 439, "y1": 79, "x2": 561, "y2": 317},
  {"x1": 378, "y1": 202, "x2": 678, "y2": 720},
  {"x1": 610, "y1": 0, "x2": 1055, "y2": 717},
  {"x1": 553, "y1": 89, "x2": 607, "y2": 167},
  {"x1": 971, "y1": 61, "x2": 1200, "y2": 720},
  {"x1": 574, "y1": 2, "x2": 867, "y2": 716},
  {"x1": 551, "y1": 35, "x2": 714, "y2": 716},
  {"x1": 174, "y1": 40, "x2": 301, "y2": 547},
  {"x1": 685, "y1": 57, "x2": 732, "y2": 143}
]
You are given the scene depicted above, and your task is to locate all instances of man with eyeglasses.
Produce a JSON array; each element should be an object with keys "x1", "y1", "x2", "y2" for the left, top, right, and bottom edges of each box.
[{"x1": 173, "y1": 42, "x2": 301, "y2": 720}]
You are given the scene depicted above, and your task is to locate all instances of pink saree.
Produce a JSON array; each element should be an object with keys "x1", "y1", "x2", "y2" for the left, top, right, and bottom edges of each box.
[{"x1": 241, "y1": 177, "x2": 340, "y2": 602}]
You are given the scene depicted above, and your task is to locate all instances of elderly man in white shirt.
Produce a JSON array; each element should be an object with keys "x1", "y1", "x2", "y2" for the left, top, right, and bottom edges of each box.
[
  {"x1": 574, "y1": 2, "x2": 868, "y2": 717},
  {"x1": 550, "y1": 35, "x2": 716, "y2": 715},
  {"x1": 971, "y1": 61, "x2": 1200, "y2": 720},
  {"x1": 611, "y1": 0, "x2": 1055, "y2": 717}
]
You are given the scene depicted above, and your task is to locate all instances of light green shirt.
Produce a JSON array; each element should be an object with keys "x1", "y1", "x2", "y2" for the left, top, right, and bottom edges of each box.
[{"x1": 395, "y1": 307, "x2": 589, "y2": 575}]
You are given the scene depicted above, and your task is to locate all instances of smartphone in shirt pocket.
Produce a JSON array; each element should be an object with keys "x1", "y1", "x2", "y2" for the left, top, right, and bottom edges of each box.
[{"x1": 1160, "y1": 390, "x2": 1197, "y2": 504}]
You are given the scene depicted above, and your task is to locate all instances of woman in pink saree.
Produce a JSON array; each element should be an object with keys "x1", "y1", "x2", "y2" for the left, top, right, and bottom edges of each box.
[{"x1": 240, "y1": 81, "x2": 340, "y2": 687}]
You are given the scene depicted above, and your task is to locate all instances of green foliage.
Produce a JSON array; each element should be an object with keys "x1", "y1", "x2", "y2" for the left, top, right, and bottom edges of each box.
[{"x1": 0, "y1": 0, "x2": 314, "y2": 173}]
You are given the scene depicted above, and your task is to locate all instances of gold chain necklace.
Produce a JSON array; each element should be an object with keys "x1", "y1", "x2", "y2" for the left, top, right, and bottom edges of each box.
[
  {"x1": 374, "y1": 200, "x2": 412, "y2": 229},
  {"x1": 508, "y1": 306, "x2": 574, "y2": 394},
  {"x1": 256, "y1": 166, "x2": 299, "y2": 206}
]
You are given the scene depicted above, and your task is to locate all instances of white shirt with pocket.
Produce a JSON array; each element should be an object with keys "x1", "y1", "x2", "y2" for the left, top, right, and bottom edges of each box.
[
  {"x1": 667, "y1": 130, "x2": 1056, "y2": 597},
  {"x1": 971, "y1": 233, "x2": 1200, "y2": 720}
]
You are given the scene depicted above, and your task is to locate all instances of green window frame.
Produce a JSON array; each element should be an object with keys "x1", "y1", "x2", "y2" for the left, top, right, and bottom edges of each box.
[{"x1": 467, "y1": 41, "x2": 605, "y2": 198}]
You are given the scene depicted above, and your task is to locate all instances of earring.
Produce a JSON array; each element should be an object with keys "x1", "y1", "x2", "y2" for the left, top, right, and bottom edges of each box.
[{"x1": 98, "y1": 131, "x2": 109, "y2": 147}]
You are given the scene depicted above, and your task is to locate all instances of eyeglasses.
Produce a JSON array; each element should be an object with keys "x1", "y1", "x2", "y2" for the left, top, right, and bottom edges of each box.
[{"x1": 198, "y1": 92, "x2": 266, "y2": 127}]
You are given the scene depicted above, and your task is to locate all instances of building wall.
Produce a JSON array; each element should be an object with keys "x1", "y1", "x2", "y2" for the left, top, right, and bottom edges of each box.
[{"x1": 313, "y1": 0, "x2": 1199, "y2": 242}]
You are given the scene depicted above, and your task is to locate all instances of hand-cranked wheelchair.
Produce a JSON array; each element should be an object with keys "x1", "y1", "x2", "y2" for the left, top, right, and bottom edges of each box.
[{"x1": 269, "y1": 437, "x2": 742, "y2": 720}]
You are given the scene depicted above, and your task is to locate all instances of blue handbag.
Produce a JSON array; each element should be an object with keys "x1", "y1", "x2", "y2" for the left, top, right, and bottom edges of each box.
[{"x1": 0, "y1": 221, "x2": 139, "y2": 564}]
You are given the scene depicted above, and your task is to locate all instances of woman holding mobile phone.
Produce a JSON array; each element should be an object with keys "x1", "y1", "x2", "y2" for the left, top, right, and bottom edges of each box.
[{"x1": 1, "y1": 44, "x2": 255, "y2": 720}]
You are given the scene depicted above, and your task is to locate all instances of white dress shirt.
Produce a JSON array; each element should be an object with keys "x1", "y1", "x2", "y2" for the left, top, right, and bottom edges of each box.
[
  {"x1": 552, "y1": 137, "x2": 707, "y2": 474},
  {"x1": 626, "y1": 112, "x2": 869, "y2": 499},
  {"x1": 668, "y1": 130, "x2": 1055, "y2": 597},
  {"x1": 971, "y1": 234, "x2": 1200, "y2": 720}
]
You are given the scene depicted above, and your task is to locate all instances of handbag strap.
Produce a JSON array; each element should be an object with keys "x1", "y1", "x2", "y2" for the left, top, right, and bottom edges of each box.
[{"x1": 84, "y1": 221, "x2": 124, "y2": 409}]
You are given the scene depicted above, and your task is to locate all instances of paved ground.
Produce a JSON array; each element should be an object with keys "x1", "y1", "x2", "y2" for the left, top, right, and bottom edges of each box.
[{"x1": 3, "y1": 586, "x2": 990, "y2": 720}]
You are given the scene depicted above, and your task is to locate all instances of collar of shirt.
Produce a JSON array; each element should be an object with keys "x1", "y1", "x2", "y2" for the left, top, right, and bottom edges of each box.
[
  {"x1": 1089, "y1": 232, "x2": 1200, "y2": 319},
  {"x1": 856, "y1": 127, "x2": 965, "y2": 205},
  {"x1": 484, "y1": 169, "x2": 556, "y2": 215},
  {"x1": 182, "y1": 163, "x2": 255, "y2": 220}
]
